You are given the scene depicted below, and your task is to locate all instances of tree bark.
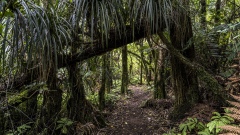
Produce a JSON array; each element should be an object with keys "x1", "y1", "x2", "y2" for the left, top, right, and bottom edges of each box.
[
  {"x1": 121, "y1": 46, "x2": 128, "y2": 94},
  {"x1": 99, "y1": 55, "x2": 106, "y2": 110},
  {"x1": 154, "y1": 49, "x2": 166, "y2": 99},
  {"x1": 158, "y1": 31, "x2": 227, "y2": 114},
  {"x1": 106, "y1": 52, "x2": 112, "y2": 93},
  {"x1": 215, "y1": 0, "x2": 221, "y2": 24},
  {"x1": 0, "y1": 24, "x2": 149, "y2": 93},
  {"x1": 200, "y1": 0, "x2": 207, "y2": 28},
  {"x1": 140, "y1": 61, "x2": 143, "y2": 85},
  {"x1": 67, "y1": 62, "x2": 106, "y2": 127},
  {"x1": 67, "y1": 63, "x2": 86, "y2": 121},
  {"x1": 40, "y1": 64, "x2": 62, "y2": 134},
  {"x1": 167, "y1": 1, "x2": 200, "y2": 119}
]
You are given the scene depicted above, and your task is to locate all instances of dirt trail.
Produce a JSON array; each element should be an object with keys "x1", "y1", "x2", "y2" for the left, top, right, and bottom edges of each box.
[{"x1": 101, "y1": 85, "x2": 171, "y2": 135}]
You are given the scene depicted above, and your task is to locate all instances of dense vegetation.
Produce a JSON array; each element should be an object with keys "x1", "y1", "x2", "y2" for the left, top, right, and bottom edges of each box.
[{"x1": 0, "y1": 0, "x2": 240, "y2": 134}]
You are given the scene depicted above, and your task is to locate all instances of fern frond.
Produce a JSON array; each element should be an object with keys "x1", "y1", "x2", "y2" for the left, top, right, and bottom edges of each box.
[
  {"x1": 220, "y1": 125, "x2": 240, "y2": 134},
  {"x1": 227, "y1": 107, "x2": 240, "y2": 115},
  {"x1": 219, "y1": 94, "x2": 240, "y2": 134},
  {"x1": 227, "y1": 114, "x2": 240, "y2": 121},
  {"x1": 227, "y1": 101, "x2": 240, "y2": 109},
  {"x1": 230, "y1": 94, "x2": 240, "y2": 102},
  {"x1": 218, "y1": 133, "x2": 238, "y2": 135}
]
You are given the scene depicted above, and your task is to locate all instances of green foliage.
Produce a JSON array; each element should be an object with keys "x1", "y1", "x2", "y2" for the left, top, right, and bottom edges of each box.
[
  {"x1": 7, "y1": 122, "x2": 32, "y2": 135},
  {"x1": 56, "y1": 118, "x2": 74, "y2": 134},
  {"x1": 205, "y1": 112, "x2": 233, "y2": 134},
  {"x1": 87, "y1": 93, "x2": 99, "y2": 106},
  {"x1": 179, "y1": 118, "x2": 206, "y2": 135},
  {"x1": 105, "y1": 93, "x2": 120, "y2": 105},
  {"x1": 219, "y1": 69, "x2": 235, "y2": 78},
  {"x1": 164, "y1": 111, "x2": 234, "y2": 135},
  {"x1": 87, "y1": 92, "x2": 120, "y2": 107},
  {"x1": 197, "y1": 111, "x2": 233, "y2": 135}
]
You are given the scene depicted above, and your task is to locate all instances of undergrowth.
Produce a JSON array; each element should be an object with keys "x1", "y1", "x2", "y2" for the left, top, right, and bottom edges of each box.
[
  {"x1": 86, "y1": 90, "x2": 121, "y2": 107},
  {"x1": 164, "y1": 94, "x2": 240, "y2": 135}
]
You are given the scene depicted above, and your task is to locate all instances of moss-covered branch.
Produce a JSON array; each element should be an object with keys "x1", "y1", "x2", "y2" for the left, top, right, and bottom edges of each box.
[{"x1": 6, "y1": 84, "x2": 42, "y2": 108}]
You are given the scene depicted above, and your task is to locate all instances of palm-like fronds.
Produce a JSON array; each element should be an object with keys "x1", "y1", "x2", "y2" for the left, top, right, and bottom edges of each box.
[
  {"x1": 130, "y1": 0, "x2": 172, "y2": 32},
  {"x1": 72, "y1": 0, "x2": 125, "y2": 44},
  {"x1": 0, "y1": 0, "x2": 71, "y2": 79},
  {"x1": 0, "y1": 0, "x2": 178, "y2": 81}
]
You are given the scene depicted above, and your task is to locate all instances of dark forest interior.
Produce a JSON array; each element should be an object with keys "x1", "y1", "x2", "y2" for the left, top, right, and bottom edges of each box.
[{"x1": 0, "y1": 0, "x2": 240, "y2": 134}]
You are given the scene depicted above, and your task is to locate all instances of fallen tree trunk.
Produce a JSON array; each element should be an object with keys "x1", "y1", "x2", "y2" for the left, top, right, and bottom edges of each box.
[
  {"x1": 0, "y1": 24, "x2": 153, "y2": 92},
  {"x1": 59, "y1": 25, "x2": 148, "y2": 68}
]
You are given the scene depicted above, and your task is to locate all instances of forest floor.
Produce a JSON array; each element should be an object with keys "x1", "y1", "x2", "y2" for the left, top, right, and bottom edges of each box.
[
  {"x1": 97, "y1": 85, "x2": 216, "y2": 135},
  {"x1": 98, "y1": 85, "x2": 174, "y2": 135}
]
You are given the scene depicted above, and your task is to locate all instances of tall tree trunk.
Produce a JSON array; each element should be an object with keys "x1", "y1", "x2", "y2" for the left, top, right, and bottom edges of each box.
[
  {"x1": 140, "y1": 61, "x2": 143, "y2": 85},
  {"x1": 67, "y1": 62, "x2": 106, "y2": 127},
  {"x1": 121, "y1": 46, "x2": 128, "y2": 94},
  {"x1": 147, "y1": 55, "x2": 152, "y2": 84},
  {"x1": 41, "y1": 64, "x2": 62, "y2": 133},
  {"x1": 168, "y1": 1, "x2": 200, "y2": 119},
  {"x1": 139, "y1": 42, "x2": 149, "y2": 85},
  {"x1": 154, "y1": 48, "x2": 166, "y2": 99},
  {"x1": 200, "y1": 0, "x2": 207, "y2": 28},
  {"x1": 67, "y1": 63, "x2": 86, "y2": 121},
  {"x1": 106, "y1": 52, "x2": 112, "y2": 93},
  {"x1": 99, "y1": 55, "x2": 106, "y2": 110},
  {"x1": 215, "y1": 0, "x2": 221, "y2": 24}
]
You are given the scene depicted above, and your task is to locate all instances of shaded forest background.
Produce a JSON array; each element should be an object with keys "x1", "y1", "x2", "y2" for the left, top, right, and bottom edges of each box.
[{"x1": 0, "y1": 0, "x2": 240, "y2": 134}]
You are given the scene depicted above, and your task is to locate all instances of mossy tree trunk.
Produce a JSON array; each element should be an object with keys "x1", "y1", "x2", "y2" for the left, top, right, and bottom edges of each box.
[
  {"x1": 159, "y1": 30, "x2": 228, "y2": 109},
  {"x1": 168, "y1": 1, "x2": 200, "y2": 119},
  {"x1": 121, "y1": 46, "x2": 128, "y2": 94},
  {"x1": 154, "y1": 48, "x2": 166, "y2": 99},
  {"x1": 200, "y1": 0, "x2": 207, "y2": 28},
  {"x1": 139, "y1": 42, "x2": 148, "y2": 85},
  {"x1": 106, "y1": 52, "x2": 112, "y2": 93},
  {"x1": 146, "y1": 55, "x2": 152, "y2": 84},
  {"x1": 66, "y1": 34, "x2": 106, "y2": 125},
  {"x1": 41, "y1": 64, "x2": 62, "y2": 133},
  {"x1": 67, "y1": 62, "x2": 86, "y2": 122},
  {"x1": 140, "y1": 61, "x2": 143, "y2": 85},
  {"x1": 99, "y1": 55, "x2": 106, "y2": 110},
  {"x1": 147, "y1": 38, "x2": 166, "y2": 99},
  {"x1": 67, "y1": 62, "x2": 106, "y2": 127}
]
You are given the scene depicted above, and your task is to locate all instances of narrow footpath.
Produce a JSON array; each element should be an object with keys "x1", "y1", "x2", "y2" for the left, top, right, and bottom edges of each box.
[{"x1": 100, "y1": 85, "x2": 172, "y2": 135}]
